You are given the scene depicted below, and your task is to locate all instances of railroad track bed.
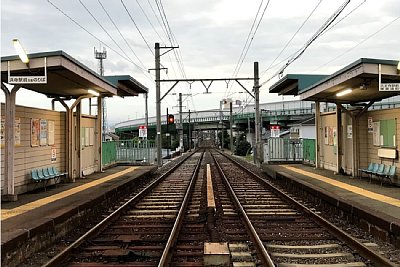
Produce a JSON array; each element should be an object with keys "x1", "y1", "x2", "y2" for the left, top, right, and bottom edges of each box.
[
  {"x1": 211, "y1": 151, "x2": 396, "y2": 266},
  {"x1": 40, "y1": 149, "x2": 397, "y2": 266}
]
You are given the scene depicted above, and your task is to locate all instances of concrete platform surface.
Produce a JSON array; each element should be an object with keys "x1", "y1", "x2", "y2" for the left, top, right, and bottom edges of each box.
[{"x1": 1, "y1": 165, "x2": 156, "y2": 263}]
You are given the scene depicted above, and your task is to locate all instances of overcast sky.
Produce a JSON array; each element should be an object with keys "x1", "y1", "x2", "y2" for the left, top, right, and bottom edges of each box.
[{"x1": 1, "y1": 0, "x2": 399, "y2": 126}]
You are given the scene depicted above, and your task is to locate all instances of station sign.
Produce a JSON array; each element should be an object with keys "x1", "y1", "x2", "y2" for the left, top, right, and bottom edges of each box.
[
  {"x1": 271, "y1": 125, "x2": 280, "y2": 138},
  {"x1": 7, "y1": 58, "x2": 48, "y2": 84},
  {"x1": 379, "y1": 83, "x2": 400, "y2": 91},
  {"x1": 138, "y1": 125, "x2": 147, "y2": 138}
]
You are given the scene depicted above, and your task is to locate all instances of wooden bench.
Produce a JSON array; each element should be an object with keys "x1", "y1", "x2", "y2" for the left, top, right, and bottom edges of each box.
[{"x1": 31, "y1": 167, "x2": 67, "y2": 191}]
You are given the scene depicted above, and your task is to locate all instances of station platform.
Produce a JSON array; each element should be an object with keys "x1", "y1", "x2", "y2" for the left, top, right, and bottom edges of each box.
[
  {"x1": 1, "y1": 165, "x2": 156, "y2": 265},
  {"x1": 262, "y1": 163, "x2": 400, "y2": 246}
]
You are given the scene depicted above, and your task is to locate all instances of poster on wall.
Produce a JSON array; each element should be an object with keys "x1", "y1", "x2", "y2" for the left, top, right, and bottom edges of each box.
[
  {"x1": 373, "y1": 121, "x2": 380, "y2": 146},
  {"x1": 40, "y1": 119, "x2": 48, "y2": 146},
  {"x1": 368, "y1": 117, "x2": 373, "y2": 133},
  {"x1": 48, "y1": 120, "x2": 55, "y2": 145},
  {"x1": 15, "y1": 118, "x2": 21, "y2": 145},
  {"x1": 85, "y1": 127, "x2": 90, "y2": 146},
  {"x1": 324, "y1": 127, "x2": 328, "y2": 145},
  {"x1": 0, "y1": 116, "x2": 4, "y2": 146},
  {"x1": 51, "y1": 146, "x2": 57, "y2": 162},
  {"x1": 31, "y1": 118, "x2": 40, "y2": 147},
  {"x1": 328, "y1": 127, "x2": 334, "y2": 146},
  {"x1": 347, "y1": 125, "x2": 352, "y2": 138},
  {"x1": 89, "y1": 127, "x2": 94, "y2": 146},
  {"x1": 1, "y1": 117, "x2": 21, "y2": 146},
  {"x1": 333, "y1": 127, "x2": 337, "y2": 146}
]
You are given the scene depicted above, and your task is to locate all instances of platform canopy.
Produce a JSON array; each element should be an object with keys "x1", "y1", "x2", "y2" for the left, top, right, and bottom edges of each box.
[
  {"x1": 1, "y1": 50, "x2": 120, "y2": 98},
  {"x1": 104, "y1": 75, "x2": 148, "y2": 97},
  {"x1": 298, "y1": 58, "x2": 400, "y2": 104},
  {"x1": 269, "y1": 74, "x2": 328, "y2": 96}
]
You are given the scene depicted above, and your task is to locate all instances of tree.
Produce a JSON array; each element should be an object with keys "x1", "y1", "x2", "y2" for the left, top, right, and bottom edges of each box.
[
  {"x1": 217, "y1": 129, "x2": 230, "y2": 149},
  {"x1": 235, "y1": 133, "x2": 251, "y2": 156}
]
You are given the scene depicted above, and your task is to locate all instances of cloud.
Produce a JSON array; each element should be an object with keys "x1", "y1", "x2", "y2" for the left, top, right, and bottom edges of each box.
[{"x1": 1, "y1": 0, "x2": 399, "y2": 126}]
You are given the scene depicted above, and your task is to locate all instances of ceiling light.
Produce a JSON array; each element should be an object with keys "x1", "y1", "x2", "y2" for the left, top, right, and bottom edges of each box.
[
  {"x1": 397, "y1": 61, "x2": 400, "y2": 70},
  {"x1": 13, "y1": 39, "x2": 29, "y2": 64},
  {"x1": 88, "y1": 89, "x2": 100, "y2": 96},
  {"x1": 336, "y1": 89, "x2": 352, "y2": 97}
]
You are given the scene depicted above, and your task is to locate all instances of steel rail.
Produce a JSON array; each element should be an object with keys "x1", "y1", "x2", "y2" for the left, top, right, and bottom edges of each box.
[
  {"x1": 42, "y1": 151, "x2": 197, "y2": 267},
  {"x1": 158, "y1": 152, "x2": 204, "y2": 266},
  {"x1": 217, "y1": 150, "x2": 397, "y2": 267},
  {"x1": 211, "y1": 152, "x2": 275, "y2": 267}
]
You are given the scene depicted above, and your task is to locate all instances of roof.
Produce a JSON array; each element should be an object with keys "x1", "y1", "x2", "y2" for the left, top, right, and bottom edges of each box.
[
  {"x1": 269, "y1": 74, "x2": 328, "y2": 95},
  {"x1": 104, "y1": 75, "x2": 148, "y2": 96},
  {"x1": 1, "y1": 50, "x2": 118, "y2": 98},
  {"x1": 299, "y1": 58, "x2": 400, "y2": 104}
]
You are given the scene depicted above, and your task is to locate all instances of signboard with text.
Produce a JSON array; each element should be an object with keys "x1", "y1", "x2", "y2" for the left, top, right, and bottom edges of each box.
[
  {"x1": 379, "y1": 83, "x2": 400, "y2": 91},
  {"x1": 139, "y1": 125, "x2": 147, "y2": 138},
  {"x1": 271, "y1": 125, "x2": 280, "y2": 138}
]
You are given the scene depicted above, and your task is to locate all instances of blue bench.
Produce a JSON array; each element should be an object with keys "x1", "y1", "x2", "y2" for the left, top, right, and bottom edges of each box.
[
  {"x1": 31, "y1": 167, "x2": 67, "y2": 191},
  {"x1": 359, "y1": 163, "x2": 396, "y2": 185}
]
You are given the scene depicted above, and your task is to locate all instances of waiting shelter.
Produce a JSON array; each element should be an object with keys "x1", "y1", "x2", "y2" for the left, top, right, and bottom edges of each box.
[
  {"x1": 1, "y1": 50, "x2": 148, "y2": 201},
  {"x1": 270, "y1": 58, "x2": 400, "y2": 185}
]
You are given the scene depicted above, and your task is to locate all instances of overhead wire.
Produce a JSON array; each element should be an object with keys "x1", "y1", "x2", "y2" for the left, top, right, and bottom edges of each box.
[
  {"x1": 225, "y1": 0, "x2": 272, "y2": 98},
  {"x1": 313, "y1": 15, "x2": 400, "y2": 72},
  {"x1": 261, "y1": 0, "x2": 367, "y2": 80},
  {"x1": 261, "y1": 0, "x2": 323, "y2": 78},
  {"x1": 260, "y1": 0, "x2": 351, "y2": 87},
  {"x1": 78, "y1": 0, "x2": 136, "y2": 66},
  {"x1": 135, "y1": 0, "x2": 166, "y2": 44},
  {"x1": 47, "y1": 0, "x2": 138, "y2": 67},
  {"x1": 97, "y1": 0, "x2": 149, "y2": 75},
  {"x1": 121, "y1": 0, "x2": 155, "y2": 56}
]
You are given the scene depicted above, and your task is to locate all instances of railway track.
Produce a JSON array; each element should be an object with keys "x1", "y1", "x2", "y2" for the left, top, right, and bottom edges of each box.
[
  {"x1": 41, "y1": 149, "x2": 396, "y2": 267},
  {"x1": 211, "y1": 150, "x2": 396, "y2": 267}
]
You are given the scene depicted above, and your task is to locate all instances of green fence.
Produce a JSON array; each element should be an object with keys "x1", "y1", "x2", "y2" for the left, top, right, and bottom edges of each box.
[
  {"x1": 102, "y1": 141, "x2": 117, "y2": 167},
  {"x1": 102, "y1": 140, "x2": 156, "y2": 167},
  {"x1": 302, "y1": 138, "x2": 316, "y2": 164}
]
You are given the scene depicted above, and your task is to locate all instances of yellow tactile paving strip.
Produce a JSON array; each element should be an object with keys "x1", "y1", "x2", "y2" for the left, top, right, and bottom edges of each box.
[
  {"x1": 281, "y1": 165, "x2": 400, "y2": 208},
  {"x1": 1, "y1": 167, "x2": 138, "y2": 221}
]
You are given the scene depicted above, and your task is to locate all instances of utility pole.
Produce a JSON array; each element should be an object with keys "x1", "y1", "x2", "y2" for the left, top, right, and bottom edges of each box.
[
  {"x1": 254, "y1": 62, "x2": 260, "y2": 166},
  {"x1": 155, "y1": 43, "x2": 162, "y2": 166},
  {"x1": 145, "y1": 93, "x2": 149, "y2": 163},
  {"x1": 166, "y1": 107, "x2": 170, "y2": 158},
  {"x1": 188, "y1": 109, "x2": 191, "y2": 151},
  {"x1": 230, "y1": 101, "x2": 233, "y2": 154},
  {"x1": 220, "y1": 100, "x2": 224, "y2": 151},
  {"x1": 94, "y1": 47, "x2": 107, "y2": 140},
  {"x1": 153, "y1": 42, "x2": 178, "y2": 167},
  {"x1": 178, "y1": 93, "x2": 183, "y2": 152}
]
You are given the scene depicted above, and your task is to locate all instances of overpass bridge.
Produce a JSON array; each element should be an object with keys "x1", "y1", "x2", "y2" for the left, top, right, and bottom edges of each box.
[{"x1": 114, "y1": 100, "x2": 315, "y2": 139}]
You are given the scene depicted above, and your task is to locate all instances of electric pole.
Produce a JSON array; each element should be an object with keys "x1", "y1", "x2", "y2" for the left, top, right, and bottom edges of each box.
[
  {"x1": 178, "y1": 93, "x2": 183, "y2": 152},
  {"x1": 155, "y1": 43, "x2": 162, "y2": 166},
  {"x1": 230, "y1": 101, "x2": 233, "y2": 154},
  {"x1": 254, "y1": 62, "x2": 260, "y2": 166},
  {"x1": 94, "y1": 47, "x2": 107, "y2": 140},
  {"x1": 188, "y1": 109, "x2": 191, "y2": 151}
]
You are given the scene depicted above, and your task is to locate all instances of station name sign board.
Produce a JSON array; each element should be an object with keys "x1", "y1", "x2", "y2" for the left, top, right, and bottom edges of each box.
[
  {"x1": 379, "y1": 83, "x2": 400, "y2": 91},
  {"x1": 8, "y1": 76, "x2": 47, "y2": 84},
  {"x1": 7, "y1": 58, "x2": 48, "y2": 84}
]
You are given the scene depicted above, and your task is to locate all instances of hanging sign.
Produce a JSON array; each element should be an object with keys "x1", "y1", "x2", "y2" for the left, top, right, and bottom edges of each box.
[
  {"x1": 379, "y1": 83, "x2": 400, "y2": 91},
  {"x1": 7, "y1": 58, "x2": 48, "y2": 84}
]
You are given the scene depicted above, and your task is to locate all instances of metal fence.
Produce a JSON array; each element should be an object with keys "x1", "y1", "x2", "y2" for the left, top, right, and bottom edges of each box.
[
  {"x1": 263, "y1": 138, "x2": 316, "y2": 165},
  {"x1": 102, "y1": 140, "x2": 156, "y2": 167}
]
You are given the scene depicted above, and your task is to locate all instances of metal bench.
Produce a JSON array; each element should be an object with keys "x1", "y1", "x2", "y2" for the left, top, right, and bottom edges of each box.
[{"x1": 31, "y1": 167, "x2": 67, "y2": 191}]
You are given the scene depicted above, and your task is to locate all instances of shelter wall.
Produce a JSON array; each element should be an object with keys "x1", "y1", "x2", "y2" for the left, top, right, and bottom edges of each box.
[
  {"x1": 318, "y1": 107, "x2": 400, "y2": 184},
  {"x1": 359, "y1": 108, "x2": 400, "y2": 184},
  {"x1": 1, "y1": 103, "x2": 66, "y2": 195}
]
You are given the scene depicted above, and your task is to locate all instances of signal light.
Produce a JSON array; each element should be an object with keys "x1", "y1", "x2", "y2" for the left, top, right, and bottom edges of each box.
[{"x1": 168, "y1": 114, "x2": 175, "y2": 124}]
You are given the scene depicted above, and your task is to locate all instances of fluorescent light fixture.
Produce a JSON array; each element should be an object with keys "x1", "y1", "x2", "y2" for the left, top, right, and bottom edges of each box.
[
  {"x1": 12, "y1": 39, "x2": 29, "y2": 64},
  {"x1": 397, "y1": 61, "x2": 400, "y2": 70},
  {"x1": 88, "y1": 89, "x2": 100, "y2": 96},
  {"x1": 336, "y1": 88, "x2": 352, "y2": 97}
]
